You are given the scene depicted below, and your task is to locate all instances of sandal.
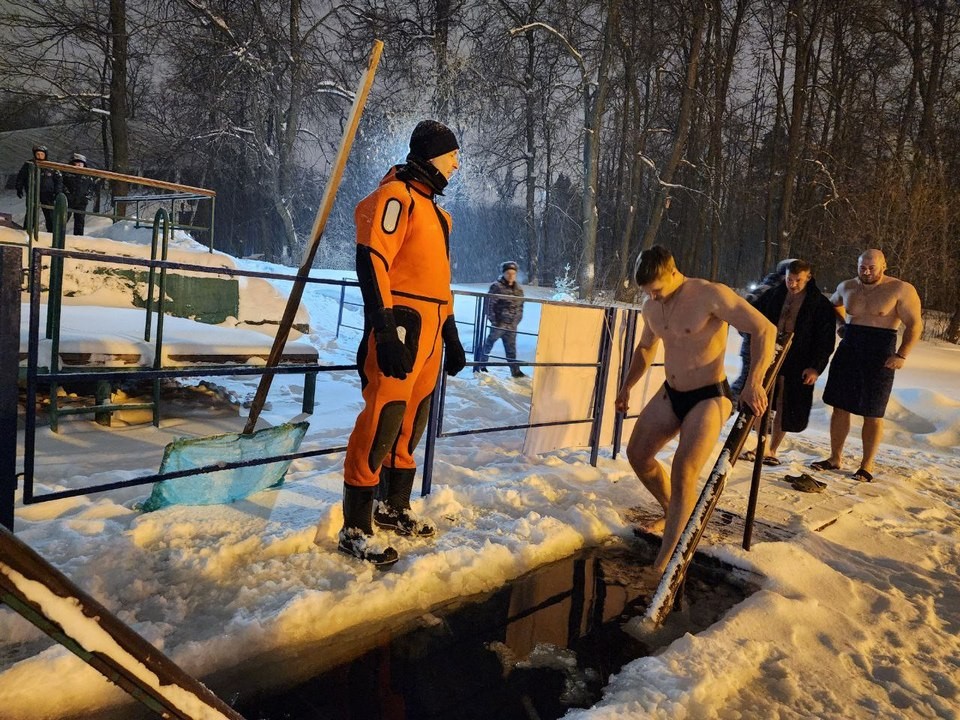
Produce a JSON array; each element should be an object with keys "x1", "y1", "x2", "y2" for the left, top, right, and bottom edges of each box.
[
  {"x1": 810, "y1": 459, "x2": 841, "y2": 471},
  {"x1": 786, "y1": 473, "x2": 826, "y2": 493},
  {"x1": 762, "y1": 455, "x2": 781, "y2": 466},
  {"x1": 851, "y1": 468, "x2": 874, "y2": 482},
  {"x1": 739, "y1": 450, "x2": 757, "y2": 461}
]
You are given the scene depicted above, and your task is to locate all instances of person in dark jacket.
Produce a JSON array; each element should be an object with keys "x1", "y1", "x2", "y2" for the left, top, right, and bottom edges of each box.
[
  {"x1": 63, "y1": 153, "x2": 98, "y2": 236},
  {"x1": 474, "y1": 260, "x2": 526, "y2": 377},
  {"x1": 731, "y1": 258, "x2": 796, "y2": 403},
  {"x1": 748, "y1": 259, "x2": 837, "y2": 463},
  {"x1": 15, "y1": 145, "x2": 63, "y2": 232}
]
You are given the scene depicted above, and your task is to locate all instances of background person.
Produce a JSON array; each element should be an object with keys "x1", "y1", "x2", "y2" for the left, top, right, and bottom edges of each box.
[
  {"x1": 474, "y1": 260, "x2": 526, "y2": 377},
  {"x1": 62, "y1": 153, "x2": 98, "y2": 236},
  {"x1": 747, "y1": 259, "x2": 836, "y2": 464},
  {"x1": 812, "y1": 248, "x2": 922, "y2": 481},
  {"x1": 15, "y1": 145, "x2": 62, "y2": 232},
  {"x1": 731, "y1": 258, "x2": 795, "y2": 405}
]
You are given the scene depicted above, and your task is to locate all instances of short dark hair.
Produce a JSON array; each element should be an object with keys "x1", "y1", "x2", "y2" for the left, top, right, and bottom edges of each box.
[
  {"x1": 634, "y1": 245, "x2": 676, "y2": 286},
  {"x1": 786, "y1": 259, "x2": 811, "y2": 275}
]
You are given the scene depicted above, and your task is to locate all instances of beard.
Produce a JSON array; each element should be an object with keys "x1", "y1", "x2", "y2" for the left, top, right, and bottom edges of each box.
[{"x1": 859, "y1": 273, "x2": 881, "y2": 285}]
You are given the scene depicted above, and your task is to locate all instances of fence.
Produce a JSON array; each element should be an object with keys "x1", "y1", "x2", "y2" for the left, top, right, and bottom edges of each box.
[{"x1": 7, "y1": 259, "x2": 655, "y2": 530}]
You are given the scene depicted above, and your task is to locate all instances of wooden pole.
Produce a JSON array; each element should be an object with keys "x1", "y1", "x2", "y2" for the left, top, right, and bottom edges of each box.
[{"x1": 244, "y1": 40, "x2": 384, "y2": 434}]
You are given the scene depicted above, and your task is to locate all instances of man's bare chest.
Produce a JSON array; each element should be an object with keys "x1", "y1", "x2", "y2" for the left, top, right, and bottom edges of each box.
[{"x1": 845, "y1": 285, "x2": 899, "y2": 319}]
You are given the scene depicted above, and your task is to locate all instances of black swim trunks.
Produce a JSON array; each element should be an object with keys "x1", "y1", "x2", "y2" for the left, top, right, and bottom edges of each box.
[
  {"x1": 822, "y1": 324, "x2": 897, "y2": 418},
  {"x1": 663, "y1": 379, "x2": 733, "y2": 422}
]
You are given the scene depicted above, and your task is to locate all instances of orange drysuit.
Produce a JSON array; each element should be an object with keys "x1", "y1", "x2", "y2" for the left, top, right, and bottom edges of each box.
[{"x1": 344, "y1": 167, "x2": 455, "y2": 488}]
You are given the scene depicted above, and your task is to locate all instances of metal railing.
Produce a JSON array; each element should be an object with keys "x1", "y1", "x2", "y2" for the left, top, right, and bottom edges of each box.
[
  {"x1": 23, "y1": 160, "x2": 217, "y2": 252},
  {"x1": 12, "y1": 268, "x2": 654, "y2": 528}
]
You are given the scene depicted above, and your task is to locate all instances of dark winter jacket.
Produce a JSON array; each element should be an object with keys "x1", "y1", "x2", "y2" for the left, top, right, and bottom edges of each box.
[
  {"x1": 63, "y1": 174, "x2": 98, "y2": 209},
  {"x1": 754, "y1": 278, "x2": 837, "y2": 431},
  {"x1": 15, "y1": 161, "x2": 63, "y2": 202},
  {"x1": 746, "y1": 269, "x2": 785, "y2": 305},
  {"x1": 485, "y1": 276, "x2": 524, "y2": 329}
]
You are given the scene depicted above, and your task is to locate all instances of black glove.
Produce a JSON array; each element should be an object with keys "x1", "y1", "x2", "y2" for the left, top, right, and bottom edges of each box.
[
  {"x1": 441, "y1": 315, "x2": 466, "y2": 376},
  {"x1": 373, "y1": 309, "x2": 413, "y2": 379}
]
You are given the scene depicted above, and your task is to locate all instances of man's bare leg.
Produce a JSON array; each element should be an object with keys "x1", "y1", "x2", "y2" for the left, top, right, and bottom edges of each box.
[
  {"x1": 625, "y1": 391, "x2": 679, "y2": 534},
  {"x1": 860, "y1": 417, "x2": 883, "y2": 474},
  {"x1": 826, "y1": 408, "x2": 851, "y2": 467},
  {"x1": 654, "y1": 396, "x2": 732, "y2": 573},
  {"x1": 768, "y1": 427, "x2": 786, "y2": 457}
]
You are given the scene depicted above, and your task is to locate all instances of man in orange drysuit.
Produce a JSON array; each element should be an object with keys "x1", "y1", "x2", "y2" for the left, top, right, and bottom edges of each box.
[{"x1": 333, "y1": 120, "x2": 466, "y2": 566}]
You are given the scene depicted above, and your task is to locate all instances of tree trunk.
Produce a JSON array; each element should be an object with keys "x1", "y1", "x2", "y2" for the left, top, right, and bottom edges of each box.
[
  {"x1": 109, "y1": 0, "x2": 130, "y2": 217},
  {"x1": 776, "y1": 0, "x2": 820, "y2": 260},
  {"x1": 434, "y1": 0, "x2": 452, "y2": 120},
  {"x1": 523, "y1": 29, "x2": 539, "y2": 284},
  {"x1": 578, "y1": 0, "x2": 619, "y2": 299},
  {"x1": 638, "y1": 1, "x2": 707, "y2": 253}
]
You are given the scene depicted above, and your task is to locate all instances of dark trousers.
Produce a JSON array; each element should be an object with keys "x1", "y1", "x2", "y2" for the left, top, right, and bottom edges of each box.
[
  {"x1": 37, "y1": 197, "x2": 57, "y2": 233},
  {"x1": 68, "y1": 200, "x2": 88, "y2": 235},
  {"x1": 475, "y1": 326, "x2": 519, "y2": 374}
]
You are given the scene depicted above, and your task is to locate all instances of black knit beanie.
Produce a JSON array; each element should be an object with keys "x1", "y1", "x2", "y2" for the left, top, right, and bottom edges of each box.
[{"x1": 409, "y1": 120, "x2": 459, "y2": 160}]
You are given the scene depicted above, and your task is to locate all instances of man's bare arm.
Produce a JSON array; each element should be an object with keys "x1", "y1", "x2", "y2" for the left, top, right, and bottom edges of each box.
[
  {"x1": 712, "y1": 284, "x2": 775, "y2": 414},
  {"x1": 895, "y1": 282, "x2": 923, "y2": 360},
  {"x1": 831, "y1": 282, "x2": 847, "y2": 331}
]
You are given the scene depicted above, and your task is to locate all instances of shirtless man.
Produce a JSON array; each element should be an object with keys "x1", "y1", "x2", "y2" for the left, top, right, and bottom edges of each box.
[
  {"x1": 812, "y1": 248, "x2": 922, "y2": 481},
  {"x1": 616, "y1": 246, "x2": 776, "y2": 575}
]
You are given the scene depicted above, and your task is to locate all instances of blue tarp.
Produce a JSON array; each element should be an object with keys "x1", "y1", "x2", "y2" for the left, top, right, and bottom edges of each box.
[{"x1": 141, "y1": 421, "x2": 309, "y2": 512}]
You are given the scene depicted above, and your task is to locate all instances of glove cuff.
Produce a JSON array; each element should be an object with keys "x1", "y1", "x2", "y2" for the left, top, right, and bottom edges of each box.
[
  {"x1": 373, "y1": 308, "x2": 398, "y2": 338},
  {"x1": 441, "y1": 315, "x2": 458, "y2": 341}
]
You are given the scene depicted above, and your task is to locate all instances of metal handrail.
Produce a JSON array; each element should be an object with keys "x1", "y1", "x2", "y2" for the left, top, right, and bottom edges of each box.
[
  {"x1": 15, "y1": 252, "x2": 643, "y2": 525},
  {"x1": 25, "y1": 161, "x2": 217, "y2": 252}
]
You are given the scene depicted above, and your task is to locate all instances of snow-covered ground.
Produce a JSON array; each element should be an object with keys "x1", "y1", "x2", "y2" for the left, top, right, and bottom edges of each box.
[{"x1": 2, "y1": 204, "x2": 959, "y2": 719}]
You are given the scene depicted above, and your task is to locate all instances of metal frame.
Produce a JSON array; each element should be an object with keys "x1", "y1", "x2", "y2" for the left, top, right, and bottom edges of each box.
[{"x1": 26, "y1": 161, "x2": 217, "y2": 253}]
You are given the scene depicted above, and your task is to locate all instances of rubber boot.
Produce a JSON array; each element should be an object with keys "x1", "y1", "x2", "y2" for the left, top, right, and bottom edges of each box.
[
  {"x1": 374, "y1": 467, "x2": 436, "y2": 537},
  {"x1": 338, "y1": 484, "x2": 398, "y2": 567}
]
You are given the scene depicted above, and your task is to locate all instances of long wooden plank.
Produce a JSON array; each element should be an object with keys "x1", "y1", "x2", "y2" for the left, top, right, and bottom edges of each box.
[
  {"x1": 243, "y1": 40, "x2": 384, "y2": 434},
  {"x1": 640, "y1": 333, "x2": 793, "y2": 628}
]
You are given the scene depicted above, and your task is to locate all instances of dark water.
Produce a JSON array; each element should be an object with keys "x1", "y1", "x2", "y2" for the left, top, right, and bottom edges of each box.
[{"x1": 234, "y1": 540, "x2": 758, "y2": 720}]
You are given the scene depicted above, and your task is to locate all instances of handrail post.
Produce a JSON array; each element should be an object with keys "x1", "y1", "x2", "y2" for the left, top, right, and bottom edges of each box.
[
  {"x1": 46, "y1": 195, "x2": 69, "y2": 433},
  {"x1": 588, "y1": 307, "x2": 615, "y2": 467},
  {"x1": 0, "y1": 247, "x2": 21, "y2": 531},
  {"x1": 208, "y1": 196, "x2": 216, "y2": 252},
  {"x1": 27, "y1": 164, "x2": 39, "y2": 242},
  {"x1": 611, "y1": 308, "x2": 638, "y2": 460},
  {"x1": 473, "y1": 294, "x2": 485, "y2": 356},
  {"x1": 421, "y1": 369, "x2": 446, "y2": 497},
  {"x1": 335, "y1": 282, "x2": 346, "y2": 339},
  {"x1": 144, "y1": 212, "x2": 162, "y2": 341},
  {"x1": 743, "y1": 375, "x2": 780, "y2": 550},
  {"x1": 152, "y1": 210, "x2": 171, "y2": 427}
]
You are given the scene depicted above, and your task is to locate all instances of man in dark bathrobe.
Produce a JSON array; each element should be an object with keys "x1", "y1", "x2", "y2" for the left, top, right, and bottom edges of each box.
[{"x1": 752, "y1": 259, "x2": 836, "y2": 464}]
